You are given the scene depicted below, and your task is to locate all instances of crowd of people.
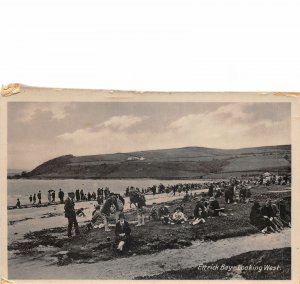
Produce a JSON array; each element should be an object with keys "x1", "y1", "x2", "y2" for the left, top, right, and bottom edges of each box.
[{"x1": 13, "y1": 174, "x2": 291, "y2": 253}]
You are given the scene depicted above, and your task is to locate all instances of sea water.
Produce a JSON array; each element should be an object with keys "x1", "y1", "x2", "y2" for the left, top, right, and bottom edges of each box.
[{"x1": 7, "y1": 178, "x2": 213, "y2": 206}]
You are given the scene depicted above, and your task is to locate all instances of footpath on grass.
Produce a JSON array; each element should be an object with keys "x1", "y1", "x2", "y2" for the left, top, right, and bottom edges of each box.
[{"x1": 9, "y1": 229, "x2": 291, "y2": 279}]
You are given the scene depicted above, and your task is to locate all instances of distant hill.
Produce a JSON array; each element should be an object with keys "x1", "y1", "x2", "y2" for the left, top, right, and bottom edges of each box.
[{"x1": 15, "y1": 145, "x2": 291, "y2": 179}]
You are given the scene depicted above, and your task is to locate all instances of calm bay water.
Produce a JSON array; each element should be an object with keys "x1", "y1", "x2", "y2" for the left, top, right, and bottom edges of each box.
[{"x1": 7, "y1": 179, "x2": 211, "y2": 206}]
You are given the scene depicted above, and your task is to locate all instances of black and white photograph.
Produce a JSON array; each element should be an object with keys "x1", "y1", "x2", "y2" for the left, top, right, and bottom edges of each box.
[{"x1": 7, "y1": 100, "x2": 292, "y2": 280}]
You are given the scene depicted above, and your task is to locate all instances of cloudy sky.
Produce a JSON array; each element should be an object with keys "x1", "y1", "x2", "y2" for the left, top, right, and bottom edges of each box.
[{"x1": 8, "y1": 102, "x2": 291, "y2": 170}]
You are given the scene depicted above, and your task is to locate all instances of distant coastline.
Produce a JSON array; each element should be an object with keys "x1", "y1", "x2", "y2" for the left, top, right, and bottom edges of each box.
[{"x1": 8, "y1": 145, "x2": 291, "y2": 180}]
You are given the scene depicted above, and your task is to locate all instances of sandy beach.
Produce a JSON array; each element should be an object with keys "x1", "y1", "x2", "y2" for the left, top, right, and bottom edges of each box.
[{"x1": 8, "y1": 188, "x2": 207, "y2": 242}]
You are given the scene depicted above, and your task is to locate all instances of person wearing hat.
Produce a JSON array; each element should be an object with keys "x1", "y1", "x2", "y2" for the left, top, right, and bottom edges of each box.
[
  {"x1": 115, "y1": 213, "x2": 131, "y2": 252},
  {"x1": 64, "y1": 192, "x2": 80, "y2": 237}
]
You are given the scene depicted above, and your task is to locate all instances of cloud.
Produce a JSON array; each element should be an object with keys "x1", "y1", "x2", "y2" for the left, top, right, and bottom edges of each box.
[
  {"x1": 99, "y1": 115, "x2": 147, "y2": 130},
  {"x1": 56, "y1": 103, "x2": 291, "y2": 157},
  {"x1": 169, "y1": 103, "x2": 290, "y2": 149},
  {"x1": 20, "y1": 103, "x2": 74, "y2": 122}
]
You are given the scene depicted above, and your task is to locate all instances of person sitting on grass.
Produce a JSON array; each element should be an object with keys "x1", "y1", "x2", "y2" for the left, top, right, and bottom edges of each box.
[
  {"x1": 271, "y1": 200, "x2": 285, "y2": 228},
  {"x1": 250, "y1": 201, "x2": 272, "y2": 234},
  {"x1": 149, "y1": 203, "x2": 160, "y2": 221},
  {"x1": 115, "y1": 213, "x2": 132, "y2": 253},
  {"x1": 192, "y1": 202, "x2": 208, "y2": 225},
  {"x1": 171, "y1": 207, "x2": 186, "y2": 224},
  {"x1": 261, "y1": 199, "x2": 283, "y2": 232},
  {"x1": 159, "y1": 205, "x2": 170, "y2": 224},
  {"x1": 277, "y1": 198, "x2": 291, "y2": 227}
]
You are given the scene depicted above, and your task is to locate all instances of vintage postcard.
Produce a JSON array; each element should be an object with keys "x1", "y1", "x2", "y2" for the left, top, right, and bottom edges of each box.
[{"x1": 0, "y1": 86, "x2": 299, "y2": 283}]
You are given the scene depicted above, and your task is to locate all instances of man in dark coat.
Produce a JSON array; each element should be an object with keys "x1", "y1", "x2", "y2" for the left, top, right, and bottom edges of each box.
[
  {"x1": 115, "y1": 213, "x2": 131, "y2": 252},
  {"x1": 225, "y1": 185, "x2": 234, "y2": 203},
  {"x1": 64, "y1": 192, "x2": 80, "y2": 237},
  {"x1": 51, "y1": 191, "x2": 56, "y2": 202},
  {"x1": 75, "y1": 189, "x2": 80, "y2": 202},
  {"x1": 208, "y1": 184, "x2": 214, "y2": 197},
  {"x1": 37, "y1": 191, "x2": 42, "y2": 204},
  {"x1": 58, "y1": 189, "x2": 65, "y2": 204}
]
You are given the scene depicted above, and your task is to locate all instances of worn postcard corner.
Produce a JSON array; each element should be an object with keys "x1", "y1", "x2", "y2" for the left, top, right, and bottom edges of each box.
[
  {"x1": 0, "y1": 83, "x2": 21, "y2": 97},
  {"x1": 0, "y1": 278, "x2": 13, "y2": 284}
]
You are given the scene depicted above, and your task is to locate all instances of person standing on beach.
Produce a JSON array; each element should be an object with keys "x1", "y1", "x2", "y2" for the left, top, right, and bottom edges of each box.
[
  {"x1": 136, "y1": 195, "x2": 146, "y2": 226},
  {"x1": 48, "y1": 191, "x2": 52, "y2": 203},
  {"x1": 64, "y1": 192, "x2": 80, "y2": 237},
  {"x1": 52, "y1": 191, "x2": 56, "y2": 202},
  {"x1": 80, "y1": 189, "x2": 84, "y2": 200},
  {"x1": 37, "y1": 191, "x2": 42, "y2": 204},
  {"x1": 75, "y1": 189, "x2": 80, "y2": 202},
  {"x1": 29, "y1": 195, "x2": 33, "y2": 204},
  {"x1": 33, "y1": 193, "x2": 36, "y2": 204},
  {"x1": 16, "y1": 198, "x2": 21, "y2": 208},
  {"x1": 58, "y1": 189, "x2": 65, "y2": 204}
]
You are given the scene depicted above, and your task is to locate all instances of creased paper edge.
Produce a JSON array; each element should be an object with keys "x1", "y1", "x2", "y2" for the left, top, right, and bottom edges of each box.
[
  {"x1": 1, "y1": 277, "x2": 13, "y2": 284},
  {"x1": 0, "y1": 84, "x2": 21, "y2": 97}
]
